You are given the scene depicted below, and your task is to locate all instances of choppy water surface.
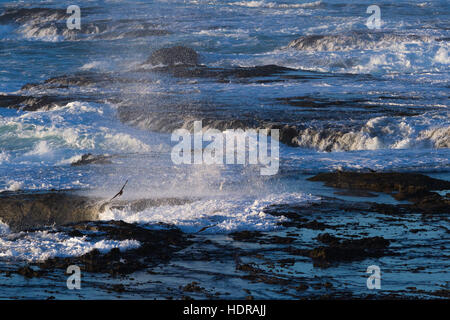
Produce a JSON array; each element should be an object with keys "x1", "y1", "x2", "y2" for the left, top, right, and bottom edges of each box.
[{"x1": 0, "y1": 0, "x2": 448, "y2": 299}]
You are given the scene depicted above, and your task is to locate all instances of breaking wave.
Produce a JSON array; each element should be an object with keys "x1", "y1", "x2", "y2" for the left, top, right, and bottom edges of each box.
[
  {"x1": 294, "y1": 113, "x2": 450, "y2": 151},
  {"x1": 100, "y1": 192, "x2": 320, "y2": 234},
  {"x1": 228, "y1": 0, "x2": 322, "y2": 9},
  {"x1": 288, "y1": 32, "x2": 435, "y2": 52}
]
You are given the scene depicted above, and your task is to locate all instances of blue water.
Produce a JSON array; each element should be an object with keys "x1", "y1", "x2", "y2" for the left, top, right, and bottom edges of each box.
[{"x1": 0, "y1": 0, "x2": 448, "y2": 299}]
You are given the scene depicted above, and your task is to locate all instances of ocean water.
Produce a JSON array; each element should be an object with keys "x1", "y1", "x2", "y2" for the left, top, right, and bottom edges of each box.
[{"x1": 0, "y1": 0, "x2": 448, "y2": 296}]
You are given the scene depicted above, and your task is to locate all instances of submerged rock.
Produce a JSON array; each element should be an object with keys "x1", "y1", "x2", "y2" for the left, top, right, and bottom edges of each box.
[
  {"x1": 71, "y1": 153, "x2": 112, "y2": 166},
  {"x1": 288, "y1": 32, "x2": 431, "y2": 51},
  {"x1": 0, "y1": 8, "x2": 66, "y2": 24},
  {"x1": 0, "y1": 192, "x2": 101, "y2": 231},
  {"x1": 146, "y1": 63, "x2": 294, "y2": 80},
  {"x1": 21, "y1": 73, "x2": 116, "y2": 90},
  {"x1": 308, "y1": 171, "x2": 450, "y2": 214},
  {"x1": 146, "y1": 46, "x2": 199, "y2": 66},
  {"x1": 0, "y1": 94, "x2": 72, "y2": 111},
  {"x1": 307, "y1": 172, "x2": 450, "y2": 194}
]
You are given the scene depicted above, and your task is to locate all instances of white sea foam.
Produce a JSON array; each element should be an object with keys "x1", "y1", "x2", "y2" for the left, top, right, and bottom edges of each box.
[
  {"x1": 294, "y1": 112, "x2": 450, "y2": 151},
  {"x1": 100, "y1": 192, "x2": 319, "y2": 234},
  {"x1": 1, "y1": 180, "x2": 24, "y2": 192},
  {"x1": 79, "y1": 61, "x2": 111, "y2": 71},
  {"x1": 434, "y1": 46, "x2": 449, "y2": 64},
  {"x1": 0, "y1": 24, "x2": 14, "y2": 39},
  {"x1": 0, "y1": 221, "x2": 10, "y2": 236},
  {"x1": 56, "y1": 154, "x2": 83, "y2": 166},
  {"x1": 0, "y1": 230, "x2": 140, "y2": 262},
  {"x1": 0, "y1": 101, "x2": 152, "y2": 156},
  {"x1": 229, "y1": 0, "x2": 322, "y2": 9},
  {"x1": 211, "y1": 37, "x2": 447, "y2": 75}
]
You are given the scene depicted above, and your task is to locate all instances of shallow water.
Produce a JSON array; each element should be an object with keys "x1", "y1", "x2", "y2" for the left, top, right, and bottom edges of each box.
[{"x1": 0, "y1": 0, "x2": 448, "y2": 299}]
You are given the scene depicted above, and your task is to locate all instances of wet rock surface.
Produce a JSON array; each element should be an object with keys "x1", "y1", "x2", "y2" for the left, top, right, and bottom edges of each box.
[
  {"x1": 0, "y1": 94, "x2": 73, "y2": 111},
  {"x1": 143, "y1": 63, "x2": 296, "y2": 82},
  {"x1": 288, "y1": 32, "x2": 431, "y2": 51},
  {"x1": 35, "y1": 220, "x2": 192, "y2": 275},
  {"x1": 0, "y1": 21, "x2": 448, "y2": 298},
  {"x1": 0, "y1": 7, "x2": 171, "y2": 41},
  {"x1": 308, "y1": 172, "x2": 450, "y2": 214},
  {"x1": 0, "y1": 188, "x2": 448, "y2": 299},
  {"x1": 0, "y1": 191, "x2": 100, "y2": 231},
  {"x1": 0, "y1": 191, "x2": 196, "y2": 232},
  {"x1": 13, "y1": 44, "x2": 446, "y2": 151},
  {"x1": 0, "y1": 8, "x2": 66, "y2": 24},
  {"x1": 71, "y1": 153, "x2": 112, "y2": 166}
]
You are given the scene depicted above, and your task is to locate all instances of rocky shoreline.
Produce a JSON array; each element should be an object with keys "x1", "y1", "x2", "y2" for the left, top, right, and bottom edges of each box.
[
  {"x1": 0, "y1": 171, "x2": 448, "y2": 299},
  {"x1": 7, "y1": 45, "x2": 447, "y2": 150}
]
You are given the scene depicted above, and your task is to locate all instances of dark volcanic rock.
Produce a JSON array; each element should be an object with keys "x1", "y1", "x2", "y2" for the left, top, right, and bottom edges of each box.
[
  {"x1": 146, "y1": 46, "x2": 199, "y2": 66},
  {"x1": 288, "y1": 32, "x2": 429, "y2": 52},
  {"x1": 231, "y1": 231, "x2": 264, "y2": 242},
  {"x1": 110, "y1": 198, "x2": 193, "y2": 212},
  {"x1": 0, "y1": 94, "x2": 72, "y2": 111},
  {"x1": 222, "y1": 65, "x2": 295, "y2": 78},
  {"x1": 36, "y1": 220, "x2": 192, "y2": 275},
  {"x1": 0, "y1": 192, "x2": 100, "y2": 231},
  {"x1": 117, "y1": 102, "x2": 259, "y2": 133},
  {"x1": 21, "y1": 73, "x2": 115, "y2": 90},
  {"x1": 308, "y1": 233, "x2": 391, "y2": 267},
  {"x1": 307, "y1": 172, "x2": 450, "y2": 194},
  {"x1": 308, "y1": 172, "x2": 450, "y2": 213},
  {"x1": 0, "y1": 8, "x2": 66, "y2": 24},
  {"x1": 71, "y1": 153, "x2": 112, "y2": 166},
  {"x1": 147, "y1": 63, "x2": 294, "y2": 81},
  {"x1": 96, "y1": 29, "x2": 172, "y2": 40},
  {"x1": 267, "y1": 124, "x2": 299, "y2": 146},
  {"x1": 407, "y1": 192, "x2": 450, "y2": 214}
]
